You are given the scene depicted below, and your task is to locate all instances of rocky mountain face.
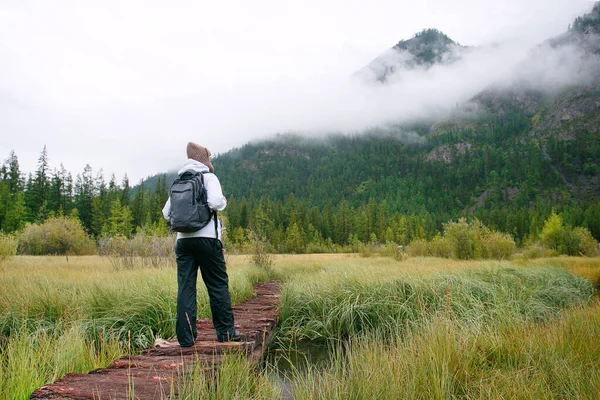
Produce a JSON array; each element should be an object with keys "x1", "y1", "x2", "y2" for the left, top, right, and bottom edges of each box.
[
  {"x1": 358, "y1": 29, "x2": 468, "y2": 82},
  {"x1": 422, "y1": 3, "x2": 600, "y2": 198}
]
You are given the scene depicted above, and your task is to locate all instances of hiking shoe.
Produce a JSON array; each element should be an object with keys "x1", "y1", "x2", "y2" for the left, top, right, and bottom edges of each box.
[{"x1": 217, "y1": 329, "x2": 242, "y2": 342}]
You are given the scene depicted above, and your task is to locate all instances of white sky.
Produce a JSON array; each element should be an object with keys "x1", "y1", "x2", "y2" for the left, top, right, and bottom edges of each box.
[{"x1": 0, "y1": 0, "x2": 595, "y2": 183}]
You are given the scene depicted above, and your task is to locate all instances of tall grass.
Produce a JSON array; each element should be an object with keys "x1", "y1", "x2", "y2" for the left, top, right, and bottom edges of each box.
[
  {"x1": 289, "y1": 302, "x2": 600, "y2": 399},
  {"x1": 278, "y1": 264, "x2": 594, "y2": 343},
  {"x1": 169, "y1": 298, "x2": 600, "y2": 400},
  {"x1": 2, "y1": 254, "x2": 598, "y2": 399},
  {"x1": 0, "y1": 323, "x2": 122, "y2": 399},
  {"x1": 0, "y1": 233, "x2": 18, "y2": 261},
  {"x1": 527, "y1": 257, "x2": 600, "y2": 290},
  {"x1": 0, "y1": 256, "x2": 260, "y2": 346},
  {"x1": 175, "y1": 353, "x2": 278, "y2": 399},
  {"x1": 0, "y1": 255, "x2": 263, "y2": 399}
]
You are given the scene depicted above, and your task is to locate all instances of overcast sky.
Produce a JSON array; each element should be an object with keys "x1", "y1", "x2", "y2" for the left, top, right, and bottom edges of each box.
[{"x1": 0, "y1": 0, "x2": 595, "y2": 183}]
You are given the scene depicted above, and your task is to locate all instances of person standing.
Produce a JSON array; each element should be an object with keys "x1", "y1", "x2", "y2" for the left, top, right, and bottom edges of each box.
[{"x1": 162, "y1": 142, "x2": 240, "y2": 346}]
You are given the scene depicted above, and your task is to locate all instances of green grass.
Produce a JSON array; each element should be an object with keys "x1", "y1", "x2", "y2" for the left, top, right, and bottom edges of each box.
[
  {"x1": 170, "y1": 298, "x2": 600, "y2": 400},
  {"x1": 1, "y1": 254, "x2": 598, "y2": 399},
  {"x1": 289, "y1": 302, "x2": 600, "y2": 399},
  {"x1": 0, "y1": 256, "x2": 265, "y2": 346},
  {"x1": 277, "y1": 264, "x2": 594, "y2": 343},
  {"x1": 0, "y1": 255, "x2": 263, "y2": 399},
  {"x1": 174, "y1": 353, "x2": 278, "y2": 399},
  {"x1": 0, "y1": 322, "x2": 122, "y2": 399}
]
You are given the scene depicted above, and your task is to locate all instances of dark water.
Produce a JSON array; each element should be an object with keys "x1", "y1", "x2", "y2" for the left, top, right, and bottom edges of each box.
[
  {"x1": 263, "y1": 341, "x2": 336, "y2": 399},
  {"x1": 266, "y1": 341, "x2": 333, "y2": 374}
]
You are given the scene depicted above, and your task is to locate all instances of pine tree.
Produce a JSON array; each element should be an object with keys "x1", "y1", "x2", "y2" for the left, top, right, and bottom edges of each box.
[
  {"x1": 131, "y1": 182, "x2": 148, "y2": 227},
  {"x1": 150, "y1": 174, "x2": 168, "y2": 224},
  {"x1": 48, "y1": 167, "x2": 64, "y2": 215},
  {"x1": 26, "y1": 146, "x2": 50, "y2": 221},
  {"x1": 74, "y1": 165, "x2": 94, "y2": 232},
  {"x1": 0, "y1": 178, "x2": 8, "y2": 231},
  {"x1": 102, "y1": 198, "x2": 133, "y2": 237},
  {"x1": 334, "y1": 199, "x2": 350, "y2": 244},
  {"x1": 90, "y1": 170, "x2": 110, "y2": 236},
  {"x1": 107, "y1": 174, "x2": 120, "y2": 205},
  {"x1": 0, "y1": 152, "x2": 24, "y2": 231},
  {"x1": 121, "y1": 174, "x2": 131, "y2": 207},
  {"x1": 5, "y1": 150, "x2": 23, "y2": 194},
  {"x1": 2, "y1": 192, "x2": 26, "y2": 232},
  {"x1": 60, "y1": 165, "x2": 74, "y2": 215},
  {"x1": 284, "y1": 222, "x2": 306, "y2": 253}
]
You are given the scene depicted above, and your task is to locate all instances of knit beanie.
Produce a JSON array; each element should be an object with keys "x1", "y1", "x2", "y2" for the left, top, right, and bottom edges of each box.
[{"x1": 186, "y1": 142, "x2": 214, "y2": 172}]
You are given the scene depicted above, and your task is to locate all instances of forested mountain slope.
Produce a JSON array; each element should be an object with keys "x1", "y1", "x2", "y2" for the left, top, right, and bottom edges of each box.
[
  {"x1": 6, "y1": 6, "x2": 597, "y2": 248},
  {"x1": 211, "y1": 5, "x2": 600, "y2": 243},
  {"x1": 137, "y1": 5, "x2": 600, "y2": 246}
]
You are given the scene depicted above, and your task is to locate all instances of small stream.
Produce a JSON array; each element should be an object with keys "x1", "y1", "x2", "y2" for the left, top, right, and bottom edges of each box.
[{"x1": 263, "y1": 340, "x2": 338, "y2": 399}]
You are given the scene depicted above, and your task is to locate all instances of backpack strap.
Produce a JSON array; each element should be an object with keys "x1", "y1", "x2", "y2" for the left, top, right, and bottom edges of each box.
[{"x1": 200, "y1": 171, "x2": 219, "y2": 239}]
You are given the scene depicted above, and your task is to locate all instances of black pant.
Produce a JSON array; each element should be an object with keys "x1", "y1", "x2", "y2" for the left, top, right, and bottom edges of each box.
[{"x1": 175, "y1": 237, "x2": 235, "y2": 346}]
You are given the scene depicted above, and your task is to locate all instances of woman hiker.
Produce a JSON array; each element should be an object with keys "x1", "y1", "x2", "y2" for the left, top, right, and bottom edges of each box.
[{"x1": 162, "y1": 142, "x2": 241, "y2": 346}]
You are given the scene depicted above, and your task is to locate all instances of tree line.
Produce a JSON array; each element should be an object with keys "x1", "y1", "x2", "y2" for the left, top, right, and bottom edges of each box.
[
  {"x1": 0, "y1": 147, "x2": 169, "y2": 239},
  {"x1": 1, "y1": 133, "x2": 599, "y2": 255}
]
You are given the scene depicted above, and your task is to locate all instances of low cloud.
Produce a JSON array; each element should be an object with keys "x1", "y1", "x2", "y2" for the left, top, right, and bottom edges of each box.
[
  {"x1": 6, "y1": 34, "x2": 598, "y2": 183},
  {"x1": 0, "y1": 1, "x2": 596, "y2": 182},
  {"x1": 509, "y1": 36, "x2": 600, "y2": 91}
]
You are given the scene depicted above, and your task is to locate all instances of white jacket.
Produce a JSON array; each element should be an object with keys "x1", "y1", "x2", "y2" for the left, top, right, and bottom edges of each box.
[{"x1": 162, "y1": 159, "x2": 227, "y2": 241}]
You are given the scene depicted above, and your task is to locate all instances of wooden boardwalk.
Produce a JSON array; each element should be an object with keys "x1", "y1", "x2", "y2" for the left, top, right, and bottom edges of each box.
[{"x1": 30, "y1": 281, "x2": 281, "y2": 400}]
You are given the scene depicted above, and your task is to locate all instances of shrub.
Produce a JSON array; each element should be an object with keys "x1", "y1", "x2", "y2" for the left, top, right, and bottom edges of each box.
[
  {"x1": 538, "y1": 212, "x2": 600, "y2": 256},
  {"x1": 541, "y1": 212, "x2": 565, "y2": 252},
  {"x1": 520, "y1": 243, "x2": 556, "y2": 260},
  {"x1": 249, "y1": 232, "x2": 274, "y2": 271},
  {"x1": 0, "y1": 233, "x2": 17, "y2": 261},
  {"x1": 378, "y1": 243, "x2": 406, "y2": 261},
  {"x1": 561, "y1": 229, "x2": 582, "y2": 256},
  {"x1": 428, "y1": 234, "x2": 452, "y2": 258},
  {"x1": 443, "y1": 218, "x2": 486, "y2": 260},
  {"x1": 407, "y1": 239, "x2": 428, "y2": 257},
  {"x1": 482, "y1": 232, "x2": 516, "y2": 260},
  {"x1": 359, "y1": 242, "x2": 380, "y2": 258},
  {"x1": 98, "y1": 231, "x2": 176, "y2": 269},
  {"x1": 540, "y1": 212, "x2": 581, "y2": 255},
  {"x1": 305, "y1": 241, "x2": 335, "y2": 254},
  {"x1": 410, "y1": 219, "x2": 516, "y2": 260},
  {"x1": 17, "y1": 217, "x2": 96, "y2": 255},
  {"x1": 574, "y1": 227, "x2": 599, "y2": 256}
]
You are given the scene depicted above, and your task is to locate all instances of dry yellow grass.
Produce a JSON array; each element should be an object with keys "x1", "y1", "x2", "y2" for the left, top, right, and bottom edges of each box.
[{"x1": 269, "y1": 254, "x2": 518, "y2": 289}]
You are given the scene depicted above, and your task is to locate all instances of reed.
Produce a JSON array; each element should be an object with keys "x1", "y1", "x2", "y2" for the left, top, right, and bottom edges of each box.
[
  {"x1": 1, "y1": 254, "x2": 598, "y2": 399},
  {"x1": 0, "y1": 255, "x2": 261, "y2": 399},
  {"x1": 277, "y1": 264, "x2": 594, "y2": 343},
  {"x1": 0, "y1": 233, "x2": 17, "y2": 261},
  {"x1": 289, "y1": 301, "x2": 600, "y2": 399},
  {"x1": 0, "y1": 322, "x2": 121, "y2": 399},
  {"x1": 175, "y1": 353, "x2": 278, "y2": 399}
]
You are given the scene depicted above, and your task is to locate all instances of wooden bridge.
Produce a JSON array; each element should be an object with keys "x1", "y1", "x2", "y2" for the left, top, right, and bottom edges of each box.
[{"x1": 30, "y1": 281, "x2": 281, "y2": 400}]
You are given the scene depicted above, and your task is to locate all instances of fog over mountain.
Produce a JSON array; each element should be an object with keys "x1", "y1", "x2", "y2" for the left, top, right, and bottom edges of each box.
[
  {"x1": 356, "y1": 29, "x2": 470, "y2": 83},
  {"x1": 0, "y1": 1, "x2": 595, "y2": 182}
]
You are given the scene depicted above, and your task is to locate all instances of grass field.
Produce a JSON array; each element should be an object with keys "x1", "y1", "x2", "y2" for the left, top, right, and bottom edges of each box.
[{"x1": 1, "y1": 254, "x2": 599, "y2": 399}]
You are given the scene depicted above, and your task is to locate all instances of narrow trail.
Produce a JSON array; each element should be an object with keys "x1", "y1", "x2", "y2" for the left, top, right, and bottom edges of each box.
[{"x1": 30, "y1": 281, "x2": 281, "y2": 400}]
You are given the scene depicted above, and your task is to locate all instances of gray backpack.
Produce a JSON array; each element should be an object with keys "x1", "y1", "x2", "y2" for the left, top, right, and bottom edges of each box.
[{"x1": 169, "y1": 171, "x2": 216, "y2": 233}]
